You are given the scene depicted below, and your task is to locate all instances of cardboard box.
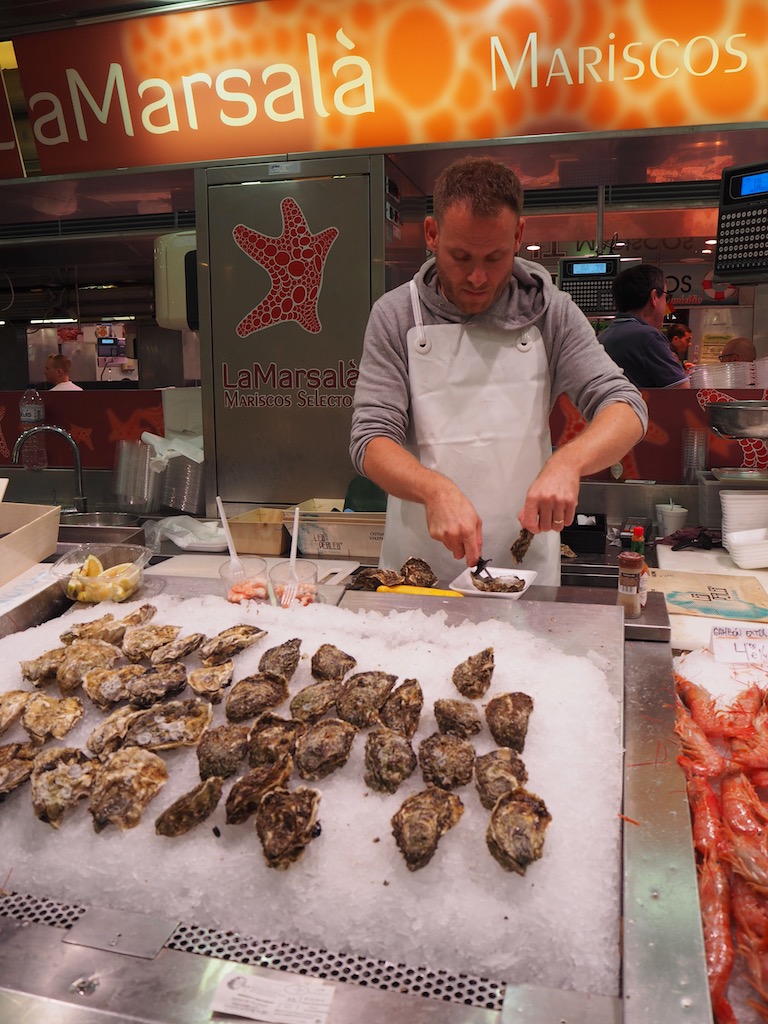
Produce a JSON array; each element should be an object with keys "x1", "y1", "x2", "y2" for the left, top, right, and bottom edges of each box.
[
  {"x1": 228, "y1": 508, "x2": 288, "y2": 555},
  {"x1": 0, "y1": 503, "x2": 61, "y2": 588},
  {"x1": 284, "y1": 498, "x2": 385, "y2": 561}
]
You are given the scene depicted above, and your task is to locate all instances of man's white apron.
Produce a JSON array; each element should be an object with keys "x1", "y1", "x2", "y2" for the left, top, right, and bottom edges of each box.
[{"x1": 379, "y1": 280, "x2": 560, "y2": 586}]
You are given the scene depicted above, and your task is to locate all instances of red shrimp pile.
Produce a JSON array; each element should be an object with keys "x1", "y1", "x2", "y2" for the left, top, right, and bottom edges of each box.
[{"x1": 676, "y1": 668, "x2": 768, "y2": 1023}]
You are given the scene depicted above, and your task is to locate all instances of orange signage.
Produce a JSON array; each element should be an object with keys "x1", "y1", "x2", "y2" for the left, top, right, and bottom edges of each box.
[{"x1": 11, "y1": 0, "x2": 768, "y2": 176}]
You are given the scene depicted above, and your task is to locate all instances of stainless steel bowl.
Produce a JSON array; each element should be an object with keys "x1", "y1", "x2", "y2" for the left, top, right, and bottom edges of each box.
[{"x1": 706, "y1": 401, "x2": 768, "y2": 439}]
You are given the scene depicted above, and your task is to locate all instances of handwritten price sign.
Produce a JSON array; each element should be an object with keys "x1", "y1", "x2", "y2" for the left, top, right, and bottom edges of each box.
[{"x1": 712, "y1": 625, "x2": 768, "y2": 664}]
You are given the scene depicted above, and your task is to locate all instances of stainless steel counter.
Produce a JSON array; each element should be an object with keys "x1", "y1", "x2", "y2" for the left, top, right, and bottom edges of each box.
[{"x1": 0, "y1": 574, "x2": 710, "y2": 1024}]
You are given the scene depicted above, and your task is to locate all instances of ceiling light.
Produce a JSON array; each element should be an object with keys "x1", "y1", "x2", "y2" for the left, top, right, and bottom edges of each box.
[
  {"x1": 526, "y1": 244, "x2": 541, "y2": 251},
  {"x1": 705, "y1": 239, "x2": 717, "y2": 245},
  {"x1": 701, "y1": 248, "x2": 712, "y2": 254},
  {"x1": 613, "y1": 240, "x2": 627, "y2": 247},
  {"x1": 30, "y1": 317, "x2": 77, "y2": 324}
]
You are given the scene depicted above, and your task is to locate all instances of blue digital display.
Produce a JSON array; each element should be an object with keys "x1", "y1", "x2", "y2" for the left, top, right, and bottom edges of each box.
[
  {"x1": 741, "y1": 170, "x2": 768, "y2": 197},
  {"x1": 573, "y1": 261, "x2": 608, "y2": 275}
]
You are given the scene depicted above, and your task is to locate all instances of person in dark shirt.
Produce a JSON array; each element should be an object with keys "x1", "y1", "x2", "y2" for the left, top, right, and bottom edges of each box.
[
  {"x1": 598, "y1": 265, "x2": 690, "y2": 389},
  {"x1": 666, "y1": 323, "x2": 694, "y2": 370}
]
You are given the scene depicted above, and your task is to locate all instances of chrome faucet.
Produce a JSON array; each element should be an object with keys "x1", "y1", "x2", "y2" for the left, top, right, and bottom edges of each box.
[{"x1": 12, "y1": 425, "x2": 88, "y2": 513}]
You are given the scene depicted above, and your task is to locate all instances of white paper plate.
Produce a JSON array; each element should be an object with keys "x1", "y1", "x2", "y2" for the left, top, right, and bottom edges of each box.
[{"x1": 449, "y1": 566, "x2": 537, "y2": 599}]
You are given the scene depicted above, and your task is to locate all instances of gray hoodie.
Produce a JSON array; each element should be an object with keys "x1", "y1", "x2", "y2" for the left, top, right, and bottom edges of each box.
[{"x1": 350, "y1": 255, "x2": 648, "y2": 474}]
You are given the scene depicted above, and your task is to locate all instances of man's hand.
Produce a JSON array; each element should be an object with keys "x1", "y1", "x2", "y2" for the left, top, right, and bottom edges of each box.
[{"x1": 519, "y1": 454, "x2": 579, "y2": 533}]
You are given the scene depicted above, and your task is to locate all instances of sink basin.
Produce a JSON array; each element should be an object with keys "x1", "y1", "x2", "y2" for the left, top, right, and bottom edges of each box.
[
  {"x1": 60, "y1": 512, "x2": 139, "y2": 527},
  {"x1": 53, "y1": 522, "x2": 146, "y2": 559}
]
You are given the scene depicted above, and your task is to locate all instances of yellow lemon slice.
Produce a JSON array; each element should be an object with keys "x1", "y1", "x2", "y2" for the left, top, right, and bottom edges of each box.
[{"x1": 79, "y1": 554, "x2": 104, "y2": 577}]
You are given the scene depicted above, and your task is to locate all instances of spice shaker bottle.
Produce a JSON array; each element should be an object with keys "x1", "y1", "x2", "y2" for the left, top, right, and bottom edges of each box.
[{"x1": 617, "y1": 550, "x2": 643, "y2": 619}]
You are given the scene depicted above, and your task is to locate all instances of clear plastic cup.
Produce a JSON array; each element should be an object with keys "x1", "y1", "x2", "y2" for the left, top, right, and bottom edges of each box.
[
  {"x1": 218, "y1": 556, "x2": 268, "y2": 604},
  {"x1": 269, "y1": 559, "x2": 318, "y2": 606}
]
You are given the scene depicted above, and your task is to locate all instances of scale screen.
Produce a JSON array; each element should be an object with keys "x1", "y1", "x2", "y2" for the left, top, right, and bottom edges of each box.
[
  {"x1": 714, "y1": 160, "x2": 768, "y2": 284},
  {"x1": 558, "y1": 256, "x2": 636, "y2": 314}
]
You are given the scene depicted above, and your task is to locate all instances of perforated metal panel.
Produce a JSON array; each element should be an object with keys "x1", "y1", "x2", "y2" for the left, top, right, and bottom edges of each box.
[{"x1": 0, "y1": 891, "x2": 505, "y2": 1012}]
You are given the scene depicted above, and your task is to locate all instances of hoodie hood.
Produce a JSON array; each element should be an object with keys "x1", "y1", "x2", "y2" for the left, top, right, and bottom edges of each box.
[{"x1": 414, "y1": 255, "x2": 553, "y2": 333}]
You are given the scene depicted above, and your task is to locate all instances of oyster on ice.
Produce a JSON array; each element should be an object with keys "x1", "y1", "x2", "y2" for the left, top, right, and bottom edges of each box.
[
  {"x1": 198, "y1": 625, "x2": 267, "y2": 666},
  {"x1": 225, "y1": 672, "x2": 289, "y2": 722},
  {"x1": 20, "y1": 647, "x2": 67, "y2": 685},
  {"x1": 259, "y1": 638, "x2": 302, "y2": 681},
  {"x1": 225, "y1": 752, "x2": 294, "y2": 824},
  {"x1": 248, "y1": 713, "x2": 305, "y2": 767},
  {"x1": 254, "y1": 785, "x2": 322, "y2": 870},
  {"x1": 289, "y1": 680, "x2": 339, "y2": 724},
  {"x1": 82, "y1": 664, "x2": 148, "y2": 710},
  {"x1": 150, "y1": 632, "x2": 206, "y2": 666},
  {"x1": 380, "y1": 678, "x2": 423, "y2": 739},
  {"x1": 57, "y1": 639, "x2": 123, "y2": 695},
  {"x1": 88, "y1": 747, "x2": 168, "y2": 832},
  {"x1": 60, "y1": 603, "x2": 156, "y2": 646},
  {"x1": 391, "y1": 786, "x2": 464, "y2": 871},
  {"x1": 188, "y1": 659, "x2": 234, "y2": 704},
  {"x1": 123, "y1": 698, "x2": 213, "y2": 751},
  {"x1": 336, "y1": 671, "x2": 397, "y2": 728},
  {"x1": 485, "y1": 691, "x2": 534, "y2": 752},
  {"x1": 126, "y1": 663, "x2": 188, "y2": 708},
  {"x1": 122, "y1": 624, "x2": 182, "y2": 663},
  {"x1": 310, "y1": 643, "x2": 356, "y2": 682},
  {"x1": 364, "y1": 727, "x2": 417, "y2": 793},
  {"x1": 87, "y1": 705, "x2": 142, "y2": 758},
  {"x1": 0, "y1": 741, "x2": 38, "y2": 795},
  {"x1": 434, "y1": 698, "x2": 482, "y2": 738},
  {"x1": 452, "y1": 647, "x2": 494, "y2": 699},
  {"x1": 510, "y1": 527, "x2": 535, "y2": 565},
  {"x1": 475, "y1": 748, "x2": 528, "y2": 810},
  {"x1": 0, "y1": 690, "x2": 33, "y2": 738},
  {"x1": 295, "y1": 718, "x2": 357, "y2": 780},
  {"x1": 21, "y1": 693, "x2": 84, "y2": 744},
  {"x1": 197, "y1": 722, "x2": 249, "y2": 780},
  {"x1": 400, "y1": 557, "x2": 438, "y2": 589},
  {"x1": 486, "y1": 789, "x2": 551, "y2": 874},
  {"x1": 31, "y1": 746, "x2": 97, "y2": 828},
  {"x1": 155, "y1": 776, "x2": 223, "y2": 837},
  {"x1": 347, "y1": 567, "x2": 404, "y2": 591},
  {"x1": 418, "y1": 732, "x2": 475, "y2": 790}
]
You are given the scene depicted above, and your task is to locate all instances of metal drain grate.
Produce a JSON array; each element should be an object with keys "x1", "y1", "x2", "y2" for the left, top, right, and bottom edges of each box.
[{"x1": 0, "y1": 892, "x2": 505, "y2": 1011}]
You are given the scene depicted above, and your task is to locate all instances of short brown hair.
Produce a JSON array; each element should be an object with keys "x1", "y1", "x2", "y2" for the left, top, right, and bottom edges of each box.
[
  {"x1": 432, "y1": 157, "x2": 524, "y2": 221},
  {"x1": 46, "y1": 353, "x2": 72, "y2": 374}
]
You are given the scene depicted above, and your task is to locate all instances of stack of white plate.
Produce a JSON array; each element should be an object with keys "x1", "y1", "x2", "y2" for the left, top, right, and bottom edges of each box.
[
  {"x1": 689, "y1": 362, "x2": 756, "y2": 388},
  {"x1": 721, "y1": 489, "x2": 768, "y2": 567}
]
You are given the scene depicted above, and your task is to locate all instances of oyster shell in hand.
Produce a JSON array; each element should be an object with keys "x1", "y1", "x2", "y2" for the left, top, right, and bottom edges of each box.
[
  {"x1": 31, "y1": 746, "x2": 97, "y2": 828},
  {"x1": 57, "y1": 639, "x2": 123, "y2": 695},
  {"x1": 259, "y1": 638, "x2": 302, "y2": 681},
  {"x1": 486, "y1": 789, "x2": 551, "y2": 874},
  {"x1": 295, "y1": 718, "x2": 357, "y2": 780},
  {"x1": 188, "y1": 659, "x2": 234, "y2": 704},
  {"x1": 364, "y1": 727, "x2": 417, "y2": 793},
  {"x1": 254, "y1": 785, "x2": 322, "y2": 870},
  {"x1": 380, "y1": 678, "x2": 423, "y2": 739},
  {"x1": 434, "y1": 698, "x2": 482, "y2": 738},
  {"x1": 336, "y1": 671, "x2": 397, "y2": 728},
  {"x1": 155, "y1": 776, "x2": 223, "y2": 837},
  {"x1": 198, "y1": 625, "x2": 267, "y2": 666},
  {"x1": 391, "y1": 786, "x2": 464, "y2": 871},
  {"x1": 289, "y1": 680, "x2": 339, "y2": 724},
  {"x1": 20, "y1": 647, "x2": 67, "y2": 685},
  {"x1": 485, "y1": 692, "x2": 534, "y2": 752},
  {"x1": 197, "y1": 723, "x2": 249, "y2": 780},
  {"x1": 225, "y1": 673, "x2": 289, "y2": 723},
  {"x1": 0, "y1": 741, "x2": 38, "y2": 795},
  {"x1": 89, "y1": 747, "x2": 168, "y2": 832},
  {"x1": 123, "y1": 698, "x2": 213, "y2": 751},
  {"x1": 452, "y1": 648, "x2": 494, "y2": 699},
  {"x1": 510, "y1": 527, "x2": 535, "y2": 565},
  {"x1": 418, "y1": 732, "x2": 475, "y2": 790},
  {"x1": 22, "y1": 693, "x2": 84, "y2": 744},
  {"x1": 310, "y1": 643, "x2": 356, "y2": 682},
  {"x1": 475, "y1": 748, "x2": 528, "y2": 810},
  {"x1": 150, "y1": 632, "x2": 205, "y2": 666},
  {"x1": 225, "y1": 752, "x2": 294, "y2": 824},
  {"x1": 248, "y1": 714, "x2": 305, "y2": 767},
  {"x1": 122, "y1": 624, "x2": 182, "y2": 663},
  {"x1": 400, "y1": 557, "x2": 438, "y2": 589},
  {"x1": 0, "y1": 690, "x2": 33, "y2": 738}
]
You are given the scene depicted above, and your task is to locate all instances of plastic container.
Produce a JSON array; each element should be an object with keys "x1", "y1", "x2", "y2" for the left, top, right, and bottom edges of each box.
[
  {"x1": 269, "y1": 559, "x2": 318, "y2": 606},
  {"x1": 218, "y1": 556, "x2": 269, "y2": 604},
  {"x1": 50, "y1": 543, "x2": 151, "y2": 603},
  {"x1": 617, "y1": 550, "x2": 643, "y2": 619},
  {"x1": 18, "y1": 388, "x2": 47, "y2": 469}
]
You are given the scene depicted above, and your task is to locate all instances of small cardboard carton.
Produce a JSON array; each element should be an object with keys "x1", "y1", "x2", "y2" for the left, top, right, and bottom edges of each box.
[
  {"x1": 0, "y1": 503, "x2": 61, "y2": 588},
  {"x1": 284, "y1": 498, "x2": 385, "y2": 561},
  {"x1": 228, "y1": 507, "x2": 288, "y2": 555}
]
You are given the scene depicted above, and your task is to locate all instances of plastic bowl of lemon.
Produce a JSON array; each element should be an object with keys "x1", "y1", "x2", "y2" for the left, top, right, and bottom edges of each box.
[{"x1": 50, "y1": 544, "x2": 152, "y2": 603}]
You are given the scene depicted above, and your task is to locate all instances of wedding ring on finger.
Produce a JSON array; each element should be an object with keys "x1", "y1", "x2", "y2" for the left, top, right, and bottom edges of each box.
[{"x1": 553, "y1": 518, "x2": 565, "y2": 525}]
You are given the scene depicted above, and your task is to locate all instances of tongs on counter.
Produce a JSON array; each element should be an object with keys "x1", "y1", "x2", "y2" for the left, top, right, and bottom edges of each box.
[{"x1": 472, "y1": 556, "x2": 494, "y2": 581}]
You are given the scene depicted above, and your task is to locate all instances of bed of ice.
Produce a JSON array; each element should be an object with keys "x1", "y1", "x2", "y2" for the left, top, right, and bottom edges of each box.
[{"x1": 0, "y1": 593, "x2": 624, "y2": 996}]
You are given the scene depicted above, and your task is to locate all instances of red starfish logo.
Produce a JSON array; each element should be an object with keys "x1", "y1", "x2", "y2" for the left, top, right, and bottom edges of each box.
[{"x1": 233, "y1": 197, "x2": 339, "y2": 337}]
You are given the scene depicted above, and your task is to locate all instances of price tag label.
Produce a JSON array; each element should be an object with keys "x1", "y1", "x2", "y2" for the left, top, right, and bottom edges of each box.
[
  {"x1": 712, "y1": 624, "x2": 768, "y2": 664},
  {"x1": 211, "y1": 972, "x2": 334, "y2": 1024}
]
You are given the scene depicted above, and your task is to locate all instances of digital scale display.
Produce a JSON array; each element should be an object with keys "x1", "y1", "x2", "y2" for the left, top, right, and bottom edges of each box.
[
  {"x1": 715, "y1": 160, "x2": 768, "y2": 284},
  {"x1": 558, "y1": 256, "x2": 639, "y2": 314}
]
